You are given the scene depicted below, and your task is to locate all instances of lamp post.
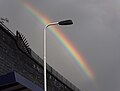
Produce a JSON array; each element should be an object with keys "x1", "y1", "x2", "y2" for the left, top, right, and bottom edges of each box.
[{"x1": 43, "y1": 20, "x2": 73, "y2": 91}]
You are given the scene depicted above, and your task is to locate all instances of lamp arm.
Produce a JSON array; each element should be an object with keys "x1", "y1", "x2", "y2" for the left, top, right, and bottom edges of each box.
[{"x1": 44, "y1": 22, "x2": 59, "y2": 29}]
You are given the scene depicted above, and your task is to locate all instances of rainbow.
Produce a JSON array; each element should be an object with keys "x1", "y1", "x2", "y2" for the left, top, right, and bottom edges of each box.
[{"x1": 20, "y1": 1, "x2": 95, "y2": 80}]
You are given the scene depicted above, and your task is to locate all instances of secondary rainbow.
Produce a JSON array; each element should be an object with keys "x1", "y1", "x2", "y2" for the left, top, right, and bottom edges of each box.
[{"x1": 20, "y1": 1, "x2": 95, "y2": 80}]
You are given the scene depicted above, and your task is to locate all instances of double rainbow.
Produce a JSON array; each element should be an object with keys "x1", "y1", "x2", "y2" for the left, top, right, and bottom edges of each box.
[{"x1": 20, "y1": 1, "x2": 95, "y2": 80}]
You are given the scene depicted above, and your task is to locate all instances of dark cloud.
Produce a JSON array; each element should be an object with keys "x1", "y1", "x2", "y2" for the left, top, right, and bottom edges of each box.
[{"x1": 0, "y1": 0, "x2": 120, "y2": 91}]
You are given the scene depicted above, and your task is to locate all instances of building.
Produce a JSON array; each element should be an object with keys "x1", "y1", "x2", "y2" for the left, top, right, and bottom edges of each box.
[{"x1": 0, "y1": 22, "x2": 81, "y2": 91}]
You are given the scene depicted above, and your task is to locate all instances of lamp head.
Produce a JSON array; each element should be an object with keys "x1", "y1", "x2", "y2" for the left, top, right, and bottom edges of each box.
[{"x1": 58, "y1": 20, "x2": 73, "y2": 25}]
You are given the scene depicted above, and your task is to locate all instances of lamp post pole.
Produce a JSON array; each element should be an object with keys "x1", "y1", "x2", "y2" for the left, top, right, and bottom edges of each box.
[
  {"x1": 43, "y1": 20, "x2": 73, "y2": 91},
  {"x1": 43, "y1": 22, "x2": 58, "y2": 91}
]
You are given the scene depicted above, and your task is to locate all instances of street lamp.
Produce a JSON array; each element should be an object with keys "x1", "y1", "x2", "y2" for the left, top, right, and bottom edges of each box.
[{"x1": 43, "y1": 20, "x2": 73, "y2": 91}]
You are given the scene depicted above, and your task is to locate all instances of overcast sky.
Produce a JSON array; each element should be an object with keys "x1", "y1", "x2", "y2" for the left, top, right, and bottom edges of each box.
[{"x1": 0, "y1": 0, "x2": 120, "y2": 91}]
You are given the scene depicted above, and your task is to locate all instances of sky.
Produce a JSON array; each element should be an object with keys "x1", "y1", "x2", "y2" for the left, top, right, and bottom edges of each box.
[{"x1": 0, "y1": 0, "x2": 120, "y2": 91}]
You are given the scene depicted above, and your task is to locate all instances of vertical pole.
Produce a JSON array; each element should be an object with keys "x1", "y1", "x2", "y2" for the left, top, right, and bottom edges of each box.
[
  {"x1": 43, "y1": 23, "x2": 58, "y2": 91},
  {"x1": 44, "y1": 26, "x2": 47, "y2": 91},
  {"x1": 43, "y1": 20, "x2": 72, "y2": 91}
]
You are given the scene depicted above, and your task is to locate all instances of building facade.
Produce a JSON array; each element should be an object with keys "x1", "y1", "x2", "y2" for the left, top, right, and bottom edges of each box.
[{"x1": 0, "y1": 22, "x2": 81, "y2": 91}]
